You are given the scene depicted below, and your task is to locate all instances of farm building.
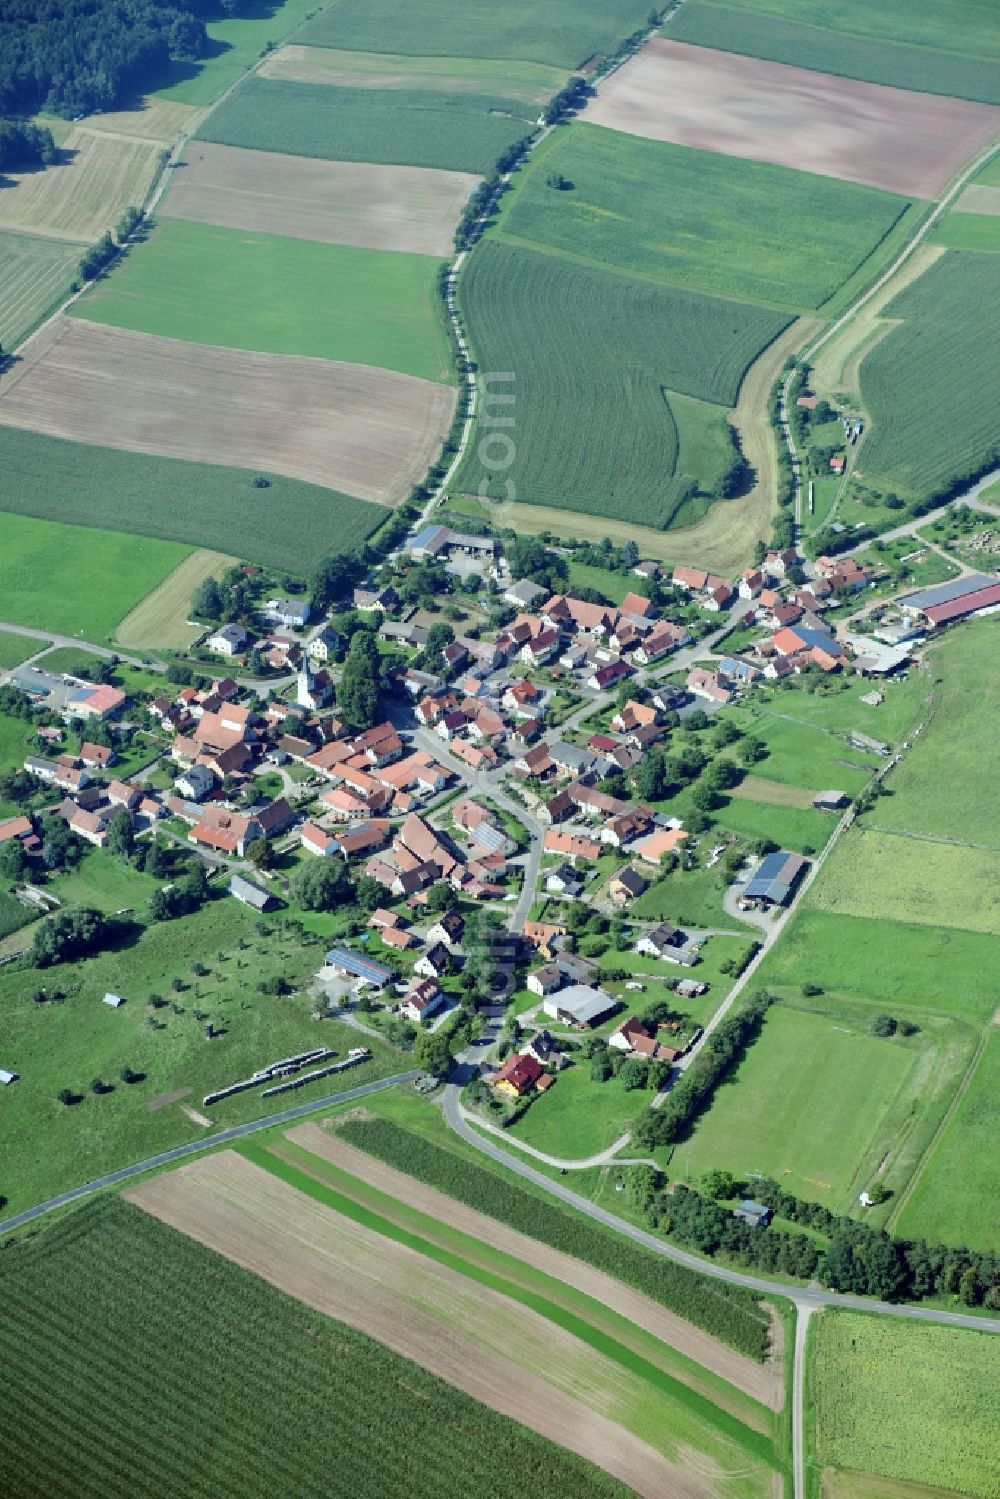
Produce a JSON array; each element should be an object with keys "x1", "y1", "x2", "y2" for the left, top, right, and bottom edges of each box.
[
  {"x1": 323, "y1": 948, "x2": 393, "y2": 990},
  {"x1": 744, "y1": 851, "x2": 808, "y2": 908},
  {"x1": 900, "y1": 572, "x2": 1000, "y2": 628},
  {"x1": 230, "y1": 874, "x2": 273, "y2": 912},
  {"x1": 849, "y1": 731, "x2": 890, "y2": 756},
  {"x1": 812, "y1": 790, "x2": 848, "y2": 812},
  {"x1": 542, "y1": 984, "x2": 618, "y2": 1029},
  {"x1": 733, "y1": 1200, "x2": 772, "y2": 1227}
]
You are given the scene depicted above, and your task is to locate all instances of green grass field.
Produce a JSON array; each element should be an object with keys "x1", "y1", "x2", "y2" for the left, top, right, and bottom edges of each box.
[
  {"x1": 267, "y1": 47, "x2": 569, "y2": 104},
  {"x1": 670, "y1": 1, "x2": 1000, "y2": 104},
  {"x1": 631, "y1": 864, "x2": 753, "y2": 931},
  {"x1": 714, "y1": 796, "x2": 831, "y2": 855},
  {"x1": 74, "y1": 219, "x2": 452, "y2": 382},
  {"x1": 456, "y1": 240, "x2": 789, "y2": 525},
  {"x1": 0, "y1": 630, "x2": 48, "y2": 669},
  {"x1": 932, "y1": 212, "x2": 1000, "y2": 253},
  {"x1": 859, "y1": 251, "x2": 1000, "y2": 503},
  {"x1": 0, "y1": 896, "x2": 399, "y2": 1213},
  {"x1": 0, "y1": 427, "x2": 384, "y2": 572},
  {"x1": 153, "y1": 0, "x2": 320, "y2": 105},
  {"x1": 0, "y1": 1199, "x2": 635, "y2": 1499},
  {"x1": 674, "y1": 1004, "x2": 916, "y2": 1205},
  {"x1": 0, "y1": 228, "x2": 80, "y2": 351},
  {"x1": 894, "y1": 1032, "x2": 1000, "y2": 1253},
  {"x1": 498, "y1": 125, "x2": 912, "y2": 312},
  {"x1": 724, "y1": 708, "x2": 876, "y2": 796},
  {"x1": 811, "y1": 1312, "x2": 1000, "y2": 1497},
  {"x1": 731, "y1": 675, "x2": 925, "y2": 750},
  {"x1": 0, "y1": 509, "x2": 190, "y2": 641},
  {"x1": 505, "y1": 1061, "x2": 642, "y2": 1160},
  {"x1": 759, "y1": 909, "x2": 1000, "y2": 1025},
  {"x1": 198, "y1": 78, "x2": 538, "y2": 174},
  {"x1": 296, "y1": 0, "x2": 651, "y2": 69},
  {"x1": 870, "y1": 620, "x2": 1000, "y2": 844},
  {"x1": 810, "y1": 829, "x2": 1000, "y2": 937}
]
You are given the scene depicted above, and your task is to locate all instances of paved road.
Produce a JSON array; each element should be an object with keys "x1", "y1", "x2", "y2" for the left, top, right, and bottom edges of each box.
[
  {"x1": 792, "y1": 1307, "x2": 813, "y2": 1499},
  {"x1": 0, "y1": 1069, "x2": 419, "y2": 1235},
  {"x1": 0, "y1": 620, "x2": 151, "y2": 669}
]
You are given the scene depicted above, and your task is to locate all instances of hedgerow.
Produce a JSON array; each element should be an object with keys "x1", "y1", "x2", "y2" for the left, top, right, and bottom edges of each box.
[{"x1": 337, "y1": 1117, "x2": 773, "y2": 1359}]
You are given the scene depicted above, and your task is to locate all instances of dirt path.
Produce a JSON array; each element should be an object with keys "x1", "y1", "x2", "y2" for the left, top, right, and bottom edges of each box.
[
  {"x1": 126, "y1": 1152, "x2": 711, "y2": 1499},
  {"x1": 287, "y1": 1120, "x2": 783, "y2": 1413}
]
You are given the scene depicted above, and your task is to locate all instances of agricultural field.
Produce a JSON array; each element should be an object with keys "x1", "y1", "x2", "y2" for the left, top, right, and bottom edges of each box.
[
  {"x1": 0, "y1": 319, "x2": 454, "y2": 503},
  {"x1": 809, "y1": 830, "x2": 1000, "y2": 937},
  {"x1": 198, "y1": 78, "x2": 539, "y2": 175},
  {"x1": 867, "y1": 619, "x2": 1000, "y2": 843},
  {"x1": 164, "y1": 142, "x2": 476, "y2": 256},
  {"x1": 0, "y1": 128, "x2": 162, "y2": 242},
  {"x1": 338, "y1": 1114, "x2": 775, "y2": 1360},
  {"x1": 498, "y1": 125, "x2": 914, "y2": 312},
  {"x1": 0, "y1": 230, "x2": 79, "y2": 351},
  {"x1": 0, "y1": 423, "x2": 383, "y2": 573},
  {"x1": 811, "y1": 1312, "x2": 1000, "y2": 1497},
  {"x1": 669, "y1": 0, "x2": 1000, "y2": 105},
  {"x1": 584, "y1": 39, "x2": 1000, "y2": 198},
  {"x1": 759, "y1": 909, "x2": 1000, "y2": 1026},
  {"x1": 931, "y1": 212, "x2": 1000, "y2": 252},
  {"x1": 894, "y1": 1032, "x2": 1000, "y2": 1253},
  {"x1": 0, "y1": 1199, "x2": 629, "y2": 1499},
  {"x1": 456, "y1": 240, "x2": 790, "y2": 524},
  {"x1": 277, "y1": 1122, "x2": 782, "y2": 1412},
  {"x1": 296, "y1": 0, "x2": 652, "y2": 69},
  {"x1": 115, "y1": 548, "x2": 239, "y2": 651},
  {"x1": 81, "y1": 97, "x2": 204, "y2": 142},
  {"x1": 0, "y1": 509, "x2": 190, "y2": 640},
  {"x1": 152, "y1": 0, "x2": 322, "y2": 106},
  {"x1": 73, "y1": 219, "x2": 453, "y2": 382},
  {"x1": 128, "y1": 1151, "x2": 777, "y2": 1499},
  {"x1": 0, "y1": 893, "x2": 397, "y2": 1213},
  {"x1": 859, "y1": 254, "x2": 1000, "y2": 502},
  {"x1": 674, "y1": 1003, "x2": 918, "y2": 1207},
  {"x1": 259, "y1": 45, "x2": 568, "y2": 104}
]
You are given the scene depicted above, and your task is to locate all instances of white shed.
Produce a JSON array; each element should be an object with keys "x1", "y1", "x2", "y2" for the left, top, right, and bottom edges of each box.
[
  {"x1": 0, "y1": 1069, "x2": 20, "y2": 1084},
  {"x1": 103, "y1": 992, "x2": 125, "y2": 1008}
]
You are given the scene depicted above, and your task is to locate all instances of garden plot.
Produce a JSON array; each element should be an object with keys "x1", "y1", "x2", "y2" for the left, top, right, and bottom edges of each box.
[
  {"x1": 165, "y1": 142, "x2": 476, "y2": 256},
  {"x1": 583, "y1": 39, "x2": 1000, "y2": 198},
  {"x1": 0, "y1": 319, "x2": 455, "y2": 504}
]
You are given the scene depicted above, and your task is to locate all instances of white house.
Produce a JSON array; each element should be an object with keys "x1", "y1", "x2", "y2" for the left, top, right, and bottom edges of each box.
[{"x1": 207, "y1": 624, "x2": 249, "y2": 657}]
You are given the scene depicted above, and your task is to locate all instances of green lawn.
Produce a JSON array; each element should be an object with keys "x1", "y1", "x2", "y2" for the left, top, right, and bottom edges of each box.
[
  {"x1": 0, "y1": 509, "x2": 190, "y2": 642},
  {"x1": 505, "y1": 1060, "x2": 642, "y2": 1160},
  {"x1": 497, "y1": 124, "x2": 913, "y2": 312},
  {"x1": 46, "y1": 848, "x2": 162, "y2": 914},
  {"x1": 0, "y1": 631, "x2": 47, "y2": 670},
  {"x1": 714, "y1": 796, "x2": 831, "y2": 855},
  {"x1": 296, "y1": 0, "x2": 652, "y2": 69},
  {"x1": 198, "y1": 78, "x2": 538, "y2": 175},
  {"x1": 0, "y1": 896, "x2": 399, "y2": 1213},
  {"x1": 733, "y1": 675, "x2": 925, "y2": 750},
  {"x1": 0, "y1": 427, "x2": 385, "y2": 573},
  {"x1": 564, "y1": 562, "x2": 636, "y2": 606},
  {"x1": 810, "y1": 828, "x2": 1000, "y2": 937},
  {"x1": 757, "y1": 909, "x2": 1000, "y2": 1025},
  {"x1": 895, "y1": 1032, "x2": 1000, "y2": 1253},
  {"x1": 670, "y1": 1, "x2": 1000, "y2": 104},
  {"x1": 724, "y1": 707, "x2": 878, "y2": 796},
  {"x1": 868, "y1": 619, "x2": 1000, "y2": 844},
  {"x1": 811, "y1": 1312, "x2": 1000, "y2": 1498},
  {"x1": 153, "y1": 0, "x2": 321, "y2": 105},
  {"x1": 632, "y1": 865, "x2": 753, "y2": 930},
  {"x1": 75, "y1": 219, "x2": 452, "y2": 383},
  {"x1": 675, "y1": 1004, "x2": 916, "y2": 1206}
]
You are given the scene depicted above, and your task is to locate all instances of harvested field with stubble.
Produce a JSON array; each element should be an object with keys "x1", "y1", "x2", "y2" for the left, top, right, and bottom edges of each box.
[
  {"x1": 116, "y1": 547, "x2": 238, "y2": 650},
  {"x1": 0, "y1": 129, "x2": 162, "y2": 241},
  {"x1": 165, "y1": 142, "x2": 476, "y2": 255},
  {"x1": 0, "y1": 229, "x2": 79, "y2": 350},
  {"x1": 0, "y1": 319, "x2": 455, "y2": 503},
  {"x1": 80, "y1": 97, "x2": 204, "y2": 142},
  {"x1": 126, "y1": 1152, "x2": 714, "y2": 1499},
  {"x1": 584, "y1": 39, "x2": 1000, "y2": 198},
  {"x1": 286, "y1": 1122, "x2": 783, "y2": 1412},
  {"x1": 259, "y1": 45, "x2": 568, "y2": 104}
]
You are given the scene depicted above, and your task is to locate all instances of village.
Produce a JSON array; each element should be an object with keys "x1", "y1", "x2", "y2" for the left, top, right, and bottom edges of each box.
[{"x1": 0, "y1": 508, "x2": 995, "y2": 1143}]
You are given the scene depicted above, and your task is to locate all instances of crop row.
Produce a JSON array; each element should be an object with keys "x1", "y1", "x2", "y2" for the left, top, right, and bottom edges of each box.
[
  {"x1": 0, "y1": 1199, "x2": 634, "y2": 1499},
  {"x1": 337, "y1": 1116, "x2": 772, "y2": 1360},
  {"x1": 456, "y1": 240, "x2": 788, "y2": 526}
]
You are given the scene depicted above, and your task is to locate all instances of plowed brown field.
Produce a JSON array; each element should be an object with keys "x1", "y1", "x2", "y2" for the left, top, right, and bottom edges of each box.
[
  {"x1": 165, "y1": 142, "x2": 477, "y2": 255},
  {"x1": 584, "y1": 39, "x2": 1000, "y2": 197},
  {"x1": 0, "y1": 319, "x2": 454, "y2": 503},
  {"x1": 126, "y1": 1152, "x2": 710, "y2": 1499},
  {"x1": 287, "y1": 1121, "x2": 783, "y2": 1412}
]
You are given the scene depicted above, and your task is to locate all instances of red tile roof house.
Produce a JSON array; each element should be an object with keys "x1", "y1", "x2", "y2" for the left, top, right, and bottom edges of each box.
[
  {"x1": 300, "y1": 820, "x2": 338, "y2": 857},
  {"x1": 493, "y1": 1051, "x2": 545, "y2": 1098},
  {"x1": 79, "y1": 741, "x2": 115, "y2": 770},
  {"x1": 686, "y1": 668, "x2": 732, "y2": 705}
]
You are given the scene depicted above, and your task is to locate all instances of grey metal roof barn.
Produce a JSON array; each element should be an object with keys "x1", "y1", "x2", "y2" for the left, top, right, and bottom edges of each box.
[
  {"x1": 900, "y1": 573, "x2": 995, "y2": 612},
  {"x1": 744, "y1": 851, "x2": 807, "y2": 905},
  {"x1": 230, "y1": 874, "x2": 272, "y2": 912},
  {"x1": 324, "y1": 947, "x2": 393, "y2": 987}
]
